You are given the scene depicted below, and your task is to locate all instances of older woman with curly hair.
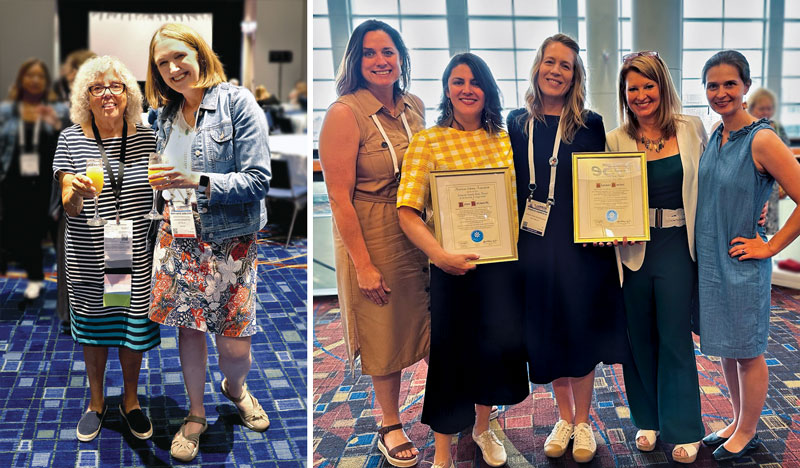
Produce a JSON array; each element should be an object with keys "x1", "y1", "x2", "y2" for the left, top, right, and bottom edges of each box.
[{"x1": 53, "y1": 55, "x2": 159, "y2": 442}]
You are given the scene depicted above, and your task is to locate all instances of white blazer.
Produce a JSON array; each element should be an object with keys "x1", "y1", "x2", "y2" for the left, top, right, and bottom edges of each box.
[{"x1": 605, "y1": 115, "x2": 708, "y2": 280}]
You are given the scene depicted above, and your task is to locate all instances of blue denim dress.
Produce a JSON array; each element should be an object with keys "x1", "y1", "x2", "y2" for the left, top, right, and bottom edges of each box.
[{"x1": 696, "y1": 119, "x2": 774, "y2": 358}]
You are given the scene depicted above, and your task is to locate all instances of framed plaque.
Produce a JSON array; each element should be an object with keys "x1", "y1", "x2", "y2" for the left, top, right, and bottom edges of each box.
[
  {"x1": 572, "y1": 152, "x2": 650, "y2": 243},
  {"x1": 429, "y1": 167, "x2": 518, "y2": 264}
]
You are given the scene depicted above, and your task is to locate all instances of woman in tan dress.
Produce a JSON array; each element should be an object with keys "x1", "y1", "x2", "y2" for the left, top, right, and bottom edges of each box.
[{"x1": 318, "y1": 19, "x2": 430, "y2": 468}]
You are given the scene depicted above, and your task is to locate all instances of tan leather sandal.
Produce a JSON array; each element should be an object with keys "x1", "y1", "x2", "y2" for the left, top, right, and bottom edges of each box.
[
  {"x1": 635, "y1": 429, "x2": 658, "y2": 452},
  {"x1": 221, "y1": 378, "x2": 270, "y2": 432},
  {"x1": 673, "y1": 441, "x2": 701, "y2": 464},
  {"x1": 170, "y1": 415, "x2": 208, "y2": 462}
]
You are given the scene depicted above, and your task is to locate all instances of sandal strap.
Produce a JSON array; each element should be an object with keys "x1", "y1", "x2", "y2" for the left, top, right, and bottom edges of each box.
[
  {"x1": 386, "y1": 441, "x2": 415, "y2": 459},
  {"x1": 378, "y1": 423, "x2": 404, "y2": 436},
  {"x1": 222, "y1": 379, "x2": 248, "y2": 403},
  {"x1": 184, "y1": 415, "x2": 208, "y2": 426}
]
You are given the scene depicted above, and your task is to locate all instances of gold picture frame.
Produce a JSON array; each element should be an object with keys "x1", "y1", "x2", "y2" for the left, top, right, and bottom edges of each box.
[
  {"x1": 429, "y1": 167, "x2": 518, "y2": 264},
  {"x1": 571, "y1": 152, "x2": 650, "y2": 243}
]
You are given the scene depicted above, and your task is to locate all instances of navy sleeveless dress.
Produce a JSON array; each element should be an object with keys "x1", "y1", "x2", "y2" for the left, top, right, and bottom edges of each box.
[{"x1": 507, "y1": 109, "x2": 631, "y2": 383}]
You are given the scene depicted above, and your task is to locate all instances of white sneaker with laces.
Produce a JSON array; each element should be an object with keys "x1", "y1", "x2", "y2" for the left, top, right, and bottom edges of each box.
[
  {"x1": 472, "y1": 428, "x2": 507, "y2": 467},
  {"x1": 544, "y1": 419, "x2": 574, "y2": 458},
  {"x1": 24, "y1": 281, "x2": 44, "y2": 300},
  {"x1": 572, "y1": 422, "x2": 597, "y2": 463}
]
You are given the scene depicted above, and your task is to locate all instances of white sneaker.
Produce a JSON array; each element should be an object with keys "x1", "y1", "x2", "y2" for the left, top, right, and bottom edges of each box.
[
  {"x1": 572, "y1": 422, "x2": 597, "y2": 463},
  {"x1": 544, "y1": 419, "x2": 574, "y2": 458},
  {"x1": 472, "y1": 428, "x2": 507, "y2": 467},
  {"x1": 431, "y1": 460, "x2": 455, "y2": 468},
  {"x1": 24, "y1": 281, "x2": 44, "y2": 300}
]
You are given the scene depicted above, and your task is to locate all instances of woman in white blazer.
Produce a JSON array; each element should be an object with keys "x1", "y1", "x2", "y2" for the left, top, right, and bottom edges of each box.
[{"x1": 605, "y1": 52, "x2": 706, "y2": 464}]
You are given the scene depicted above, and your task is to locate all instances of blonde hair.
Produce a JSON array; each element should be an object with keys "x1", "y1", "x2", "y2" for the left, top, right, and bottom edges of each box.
[
  {"x1": 618, "y1": 53, "x2": 682, "y2": 140},
  {"x1": 747, "y1": 87, "x2": 777, "y2": 112},
  {"x1": 523, "y1": 33, "x2": 587, "y2": 144},
  {"x1": 145, "y1": 23, "x2": 227, "y2": 108},
  {"x1": 69, "y1": 55, "x2": 143, "y2": 125}
]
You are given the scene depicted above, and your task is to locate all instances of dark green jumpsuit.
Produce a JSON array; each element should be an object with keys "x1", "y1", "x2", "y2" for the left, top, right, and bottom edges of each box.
[{"x1": 622, "y1": 154, "x2": 704, "y2": 444}]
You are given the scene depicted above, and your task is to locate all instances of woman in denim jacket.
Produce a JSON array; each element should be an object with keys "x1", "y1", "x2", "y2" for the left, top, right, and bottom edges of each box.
[
  {"x1": 144, "y1": 23, "x2": 271, "y2": 462},
  {"x1": 0, "y1": 58, "x2": 68, "y2": 299}
]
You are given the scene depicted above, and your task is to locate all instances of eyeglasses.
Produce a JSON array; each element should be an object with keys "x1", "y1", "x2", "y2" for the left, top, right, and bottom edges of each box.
[
  {"x1": 622, "y1": 51, "x2": 659, "y2": 63},
  {"x1": 88, "y1": 83, "x2": 126, "y2": 97}
]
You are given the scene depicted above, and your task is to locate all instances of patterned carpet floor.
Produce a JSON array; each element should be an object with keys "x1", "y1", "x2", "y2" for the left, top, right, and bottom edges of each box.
[
  {"x1": 313, "y1": 287, "x2": 800, "y2": 468},
  {"x1": 0, "y1": 226, "x2": 307, "y2": 467}
]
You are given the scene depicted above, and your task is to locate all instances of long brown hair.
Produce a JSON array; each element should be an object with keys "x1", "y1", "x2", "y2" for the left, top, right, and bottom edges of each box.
[
  {"x1": 7, "y1": 58, "x2": 56, "y2": 103},
  {"x1": 334, "y1": 19, "x2": 410, "y2": 98},
  {"x1": 618, "y1": 53, "x2": 682, "y2": 140}
]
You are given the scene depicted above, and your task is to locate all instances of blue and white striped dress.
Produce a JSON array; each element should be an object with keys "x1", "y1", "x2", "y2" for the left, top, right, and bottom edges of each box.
[{"x1": 53, "y1": 124, "x2": 160, "y2": 351}]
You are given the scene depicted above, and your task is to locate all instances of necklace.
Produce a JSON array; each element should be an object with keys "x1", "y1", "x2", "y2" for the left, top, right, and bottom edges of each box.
[{"x1": 640, "y1": 134, "x2": 665, "y2": 153}]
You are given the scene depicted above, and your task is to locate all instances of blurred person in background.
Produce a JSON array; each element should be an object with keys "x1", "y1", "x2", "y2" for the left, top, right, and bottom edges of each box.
[
  {"x1": 0, "y1": 58, "x2": 68, "y2": 300},
  {"x1": 54, "y1": 49, "x2": 98, "y2": 103},
  {"x1": 747, "y1": 87, "x2": 790, "y2": 235}
]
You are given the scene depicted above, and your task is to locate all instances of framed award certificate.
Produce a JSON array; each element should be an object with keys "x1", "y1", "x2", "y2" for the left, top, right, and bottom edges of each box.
[
  {"x1": 571, "y1": 152, "x2": 650, "y2": 243},
  {"x1": 429, "y1": 167, "x2": 518, "y2": 264}
]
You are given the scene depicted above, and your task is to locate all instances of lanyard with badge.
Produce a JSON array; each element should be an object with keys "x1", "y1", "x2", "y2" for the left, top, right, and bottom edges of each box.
[
  {"x1": 370, "y1": 110, "x2": 413, "y2": 182},
  {"x1": 17, "y1": 105, "x2": 42, "y2": 177},
  {"x1": 161, "y1": 104, "x2": 201, "y2": 239},
  {"x1": 520, "y1": 111, "x2": 565, "y2": 237},
  {"x1": 90, "y1": 116, "x2": 134, "y2": 307}
]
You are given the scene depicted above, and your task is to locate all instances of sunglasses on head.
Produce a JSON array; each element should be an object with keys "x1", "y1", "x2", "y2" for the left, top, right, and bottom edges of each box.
[{"x1": 622, "y1": 51, "x2": 659, "y2": 63}]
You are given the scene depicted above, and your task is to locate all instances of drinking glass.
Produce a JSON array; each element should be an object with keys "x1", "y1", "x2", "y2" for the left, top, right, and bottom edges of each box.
[
  {"x1": 85, "y1": 158, "x2": 106, "y2": 226},
  {"x1": 143, "y1": 153, "x2": 166, "y2": 220}
]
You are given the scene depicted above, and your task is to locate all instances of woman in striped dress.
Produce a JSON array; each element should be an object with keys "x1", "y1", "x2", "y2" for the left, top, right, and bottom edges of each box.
[{"x1": 53, "y1": 56, "x2": 159, "y2": 442}]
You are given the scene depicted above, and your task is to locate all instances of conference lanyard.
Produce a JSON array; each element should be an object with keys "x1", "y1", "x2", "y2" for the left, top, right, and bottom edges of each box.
[
  {"x1": 370, "y1": 110, "x2": 413, "y2": 181},
  {"x1": 527, "y1": 110, "x2": 565, "y2": 206},
  {"x1": 17, "y1": 105, "x2": 42, "y2": 177},
  {"x1": 17, "y1": 105, "x2": 42, "y2": 152},
  {"x1": 91, "y1": 115, "x2": 128, "y2": 223}
]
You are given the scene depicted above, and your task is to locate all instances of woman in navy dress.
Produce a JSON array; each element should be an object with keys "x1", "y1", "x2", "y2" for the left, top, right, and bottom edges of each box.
[{"x1": 506, "y1": 33, "x2": 631, "y2": 464}]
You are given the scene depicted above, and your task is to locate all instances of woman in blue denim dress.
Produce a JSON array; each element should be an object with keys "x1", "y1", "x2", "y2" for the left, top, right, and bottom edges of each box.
[
  {"x1": 696, "y1": 50, "x2": 800, "y2": 461},
  {"x1": 144, "y1": 23, "x2": 272, "y2": 462}
]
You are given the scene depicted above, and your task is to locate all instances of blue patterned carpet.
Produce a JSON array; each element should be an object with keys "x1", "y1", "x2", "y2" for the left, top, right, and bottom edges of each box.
[
  {"x1": 313, "y1": 287, "x2": 800, "y2": 468},
  {"x1": 0, "y1": 227, "x2": 307, "y2": 467}
]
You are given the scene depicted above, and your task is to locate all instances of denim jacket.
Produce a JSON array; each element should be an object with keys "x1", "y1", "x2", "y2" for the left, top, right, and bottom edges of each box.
[
  {"x1": 156, "y1": 83, "x2": 271, "y2": 241},
  {"x1": 0, "y1": 101, "x2": 69, "y2": 183}
]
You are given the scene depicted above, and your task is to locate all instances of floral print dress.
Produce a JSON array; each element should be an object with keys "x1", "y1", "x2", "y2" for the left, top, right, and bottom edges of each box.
[{"x1": 149, "y1": 204, "x2": 258, "y2": 337}]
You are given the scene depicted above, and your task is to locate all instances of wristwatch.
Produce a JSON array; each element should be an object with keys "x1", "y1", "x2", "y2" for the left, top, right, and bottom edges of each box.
[{"x1": 198, "y1": 174, "x2": 210, "y2": 192}]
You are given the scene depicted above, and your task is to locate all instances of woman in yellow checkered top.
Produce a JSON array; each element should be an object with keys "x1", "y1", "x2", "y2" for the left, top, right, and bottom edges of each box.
[{"x1": 397, "y1": 53, "x2": 530, "y2": 468}]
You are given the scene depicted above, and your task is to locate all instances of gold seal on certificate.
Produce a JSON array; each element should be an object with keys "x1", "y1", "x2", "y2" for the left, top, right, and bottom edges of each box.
[
  {"x1": 571, "y1": 152, "x2": 650, "y2": 243},
  {"x1": 429, "y1": 167, "x2": 518, "y2": 264}
]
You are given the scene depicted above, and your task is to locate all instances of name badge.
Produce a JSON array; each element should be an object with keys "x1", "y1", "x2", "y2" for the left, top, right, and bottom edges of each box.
[
  {"x1": 171, "y1": 201, "x2": 197, "y2": 238},
  {"x1": 20, "y1": 152, "x2": 39, "y2": 176},
  {"x1": 103, "y1": 220, "x2": 133, "y2": 307},
  {"x1": 521, "y1": 199, "x2": 550, "y2": 236}
]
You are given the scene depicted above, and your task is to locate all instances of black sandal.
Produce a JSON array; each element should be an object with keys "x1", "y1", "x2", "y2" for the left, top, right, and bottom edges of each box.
[{"x1": 376, "y1": 423, "x2": 418, "y2": 467}]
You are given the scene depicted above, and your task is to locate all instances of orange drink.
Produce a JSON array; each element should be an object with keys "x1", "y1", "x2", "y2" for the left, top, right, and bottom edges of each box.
[
  {"x1": 86, "y1": 166, "x2": 104, "y2": 193},
  {"x1": 148, "y1": 165, "x2": 169, "y2": 186}
]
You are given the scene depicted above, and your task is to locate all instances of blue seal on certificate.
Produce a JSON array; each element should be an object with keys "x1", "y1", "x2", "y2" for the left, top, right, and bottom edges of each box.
[
  {"x1": 471, "y1": 230, "x2": 484, "y2": 242},
  {"x1": 606, "y1": 210, "x2": 618, "y2": 222}
]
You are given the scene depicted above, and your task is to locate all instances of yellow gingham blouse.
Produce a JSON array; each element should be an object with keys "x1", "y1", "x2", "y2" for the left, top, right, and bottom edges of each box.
[{"x1": 397, "y1": 125, "x2": 517, "y2": 227}]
